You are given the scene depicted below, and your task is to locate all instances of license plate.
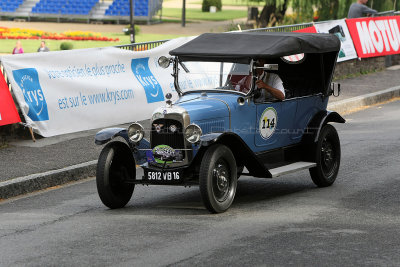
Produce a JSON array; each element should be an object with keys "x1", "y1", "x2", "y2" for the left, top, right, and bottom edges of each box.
[{"x1": 144, "y1": 170, "x2": 181, "y2": 183}]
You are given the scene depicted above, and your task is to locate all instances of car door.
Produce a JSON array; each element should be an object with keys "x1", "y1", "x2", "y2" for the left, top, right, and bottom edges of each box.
[{"x1": 254, "y1": 99, "x2": 297, "y2": 151}]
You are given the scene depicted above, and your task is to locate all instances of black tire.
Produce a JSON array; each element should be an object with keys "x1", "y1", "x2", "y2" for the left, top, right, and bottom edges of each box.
[
  {"x1": 96, "y1": 143, "x2": 135, "y2": 209},
  {"x1": 309, "y1": 124, "x2": 341, "y2": 187},
  {"x1": 199, "y1": 144, "x2": 237, "y2": 213}
]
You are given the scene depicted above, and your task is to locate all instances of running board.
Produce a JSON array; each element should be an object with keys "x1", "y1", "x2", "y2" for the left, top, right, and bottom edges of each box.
[{"x1": 269, "y1": 162, "x2": 316, "y2": 178}]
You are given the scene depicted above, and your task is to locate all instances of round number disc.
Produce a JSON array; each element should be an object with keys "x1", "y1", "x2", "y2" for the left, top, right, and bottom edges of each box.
[{"x1": 259, "y1": 107, "x2": 278, "y2": 140}]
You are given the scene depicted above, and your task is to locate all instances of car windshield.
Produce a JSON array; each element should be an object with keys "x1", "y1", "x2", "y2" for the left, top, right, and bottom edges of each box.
[{"x1": 177, "y1": 61, "x2": 252, "y2": 94}]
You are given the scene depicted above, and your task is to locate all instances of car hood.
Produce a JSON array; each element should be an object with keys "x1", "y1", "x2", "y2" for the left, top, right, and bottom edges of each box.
[{"x1": 175, "y1": 93, "x2": 232, "y2": 122}]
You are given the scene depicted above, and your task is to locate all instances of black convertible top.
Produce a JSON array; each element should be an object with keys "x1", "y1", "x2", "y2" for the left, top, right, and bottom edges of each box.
[{"x1": 170, "y1": 32, "x2": 341, "y2": 63}]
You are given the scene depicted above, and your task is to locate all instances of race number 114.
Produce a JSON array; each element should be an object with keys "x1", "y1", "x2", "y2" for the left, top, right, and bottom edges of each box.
[{"x1": 262, "y1": 118, "x2": 275, "y2": 129}]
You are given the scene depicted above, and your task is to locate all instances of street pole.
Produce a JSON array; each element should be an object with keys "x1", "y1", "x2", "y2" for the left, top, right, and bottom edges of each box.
[
  {"x1": 129, "y1": 0, "x2": 136, "y2": 43},
  {"x1": 182, "y1": 0, "x2": 186, "y2": 27}
]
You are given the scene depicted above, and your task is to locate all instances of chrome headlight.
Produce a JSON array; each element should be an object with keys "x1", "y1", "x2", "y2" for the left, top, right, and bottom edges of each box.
[
  {"x1": 158, "y1": 56, "x2": 171, "y2": 68},
  {"x1": 127, "y1": 123, "x2": 144, "y2": 143},
  {"x1": 184, "y1": 124, "x2": 202, "y2": 144}
]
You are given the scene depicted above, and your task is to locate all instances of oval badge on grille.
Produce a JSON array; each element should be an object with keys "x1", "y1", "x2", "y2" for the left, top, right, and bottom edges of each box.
[{"x1": 152, "y1": 145, "x2": 183, "y2": 163}]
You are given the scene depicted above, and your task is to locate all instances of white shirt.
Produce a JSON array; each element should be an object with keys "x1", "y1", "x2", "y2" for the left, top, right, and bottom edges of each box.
[{"x1": 257, "y1": 72, "x2": 285, "y2": 101}]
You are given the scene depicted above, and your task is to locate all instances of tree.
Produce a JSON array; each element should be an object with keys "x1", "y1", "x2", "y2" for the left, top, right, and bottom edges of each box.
[
  {"x1": 257, "y1": 0, "x2": 289, "y2": 28},
  {"x1": 257, "y1": 0, "x2": 398, "y2": 28}
]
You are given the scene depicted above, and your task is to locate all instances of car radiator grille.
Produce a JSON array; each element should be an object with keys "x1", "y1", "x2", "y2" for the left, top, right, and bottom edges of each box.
[{"x1": 151, "y1": 119, "x2": 185, "y2": 150}]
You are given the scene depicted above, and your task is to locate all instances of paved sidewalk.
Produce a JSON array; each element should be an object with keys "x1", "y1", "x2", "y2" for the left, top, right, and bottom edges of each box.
[{"x1": 1, "y1": 67, "x2": 400, "y2": 199}]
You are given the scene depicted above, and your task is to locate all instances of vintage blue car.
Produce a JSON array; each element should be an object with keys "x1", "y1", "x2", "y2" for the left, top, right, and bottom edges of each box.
[{"x1": 94, "y1": 32, "x2": 345, "y2": 213}]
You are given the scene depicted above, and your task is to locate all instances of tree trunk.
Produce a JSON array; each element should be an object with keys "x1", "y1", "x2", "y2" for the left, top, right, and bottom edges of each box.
[
  {"x1": 257, "y1": 0, "x2": 289, "y2": 28},
  {"x1": 257, "y1": 4, "x2": 276, "y2": 28}
]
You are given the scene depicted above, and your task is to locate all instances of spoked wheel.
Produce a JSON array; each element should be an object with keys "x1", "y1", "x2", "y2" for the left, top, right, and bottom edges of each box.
[
  {"x1": 96, "y1": 143, "x2": 135, "y2": 209},
  {"x1": 309, "y1": 124, "x2": 341, "y2": 187},
  {"x1": 199, "y1": 144, "x2": 237, "y2": 213}
]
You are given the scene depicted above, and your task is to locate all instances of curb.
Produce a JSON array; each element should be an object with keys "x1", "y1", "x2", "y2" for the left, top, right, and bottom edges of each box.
[
  {"x1": 327, "y1": 86, "x2": 400, "y2": 114},
  {"x1": 1, "y1": 87, "x2": 400, "y2": 200},
  {"x1": 0, "y1": 160, "x2": 97, "y2": 199}
]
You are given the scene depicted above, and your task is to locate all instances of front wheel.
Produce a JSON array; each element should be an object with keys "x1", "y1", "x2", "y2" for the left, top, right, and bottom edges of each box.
[
  {"x1": 96, "y1": 143, "x2": 135, "y2": 209},
  {"x1": 309, "y1": 124, "x2": 341, "y2": 187},
  {"x1": 199, "y1": 144, "x2": 237, "y2": 213}
]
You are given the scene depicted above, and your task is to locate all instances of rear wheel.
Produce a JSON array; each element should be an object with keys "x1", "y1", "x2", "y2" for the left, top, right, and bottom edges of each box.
[
  {"x1": 96, "y1": 143, "x2": 135, "y2": 208},
  {"x1": 309, "y1": 124, "x2": 341, "y2": 187},
  {"x1": 199, "y1": 144, "x2": 237, "y2": 213}
]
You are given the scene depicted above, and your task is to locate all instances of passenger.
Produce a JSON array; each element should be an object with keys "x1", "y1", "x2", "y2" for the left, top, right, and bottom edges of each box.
[{"x1": 234, "y1": 75, "x2": 251, "y2": 93}]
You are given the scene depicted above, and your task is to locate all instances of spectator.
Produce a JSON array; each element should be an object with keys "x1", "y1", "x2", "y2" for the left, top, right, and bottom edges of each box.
[
  {"x1": 37, "y1": 41, "x2": 50, "y2": 52},
  {"x1": 12, "y1": 40, "x2": 24, "y2": 54},
  {"x1": 348, "y1": 0, "x2": 377, "y2": 18}
]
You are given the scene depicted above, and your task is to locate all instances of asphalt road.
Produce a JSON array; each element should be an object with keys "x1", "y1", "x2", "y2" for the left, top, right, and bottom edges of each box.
[{"x1": 1, "y1": 100, "x2": 399, "y2": 266}]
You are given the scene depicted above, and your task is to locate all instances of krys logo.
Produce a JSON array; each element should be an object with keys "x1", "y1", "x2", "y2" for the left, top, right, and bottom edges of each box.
[
  {"x1": 12, "y1": 68, "x2": 49, "y2": 121},
  {"x1": 131, "y1": 57, "x2": 164, "y2": 103}
]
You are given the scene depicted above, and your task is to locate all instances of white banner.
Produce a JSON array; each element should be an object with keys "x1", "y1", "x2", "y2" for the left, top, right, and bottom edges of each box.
[
  {"x1": 0, "y1": 38, "x2": 193, "y2": 137},
  {"x1": 314, "y1": 19, "x2": 358, "y2": 62}
]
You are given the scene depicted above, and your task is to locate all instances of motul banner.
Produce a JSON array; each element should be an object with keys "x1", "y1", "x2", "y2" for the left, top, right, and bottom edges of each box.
[
  {"x1": 0, "y1": 70, "x2": 20, "y2": 126},
  {"x1": 346, "y1": 16, "x2": 400, "y2": 58}
]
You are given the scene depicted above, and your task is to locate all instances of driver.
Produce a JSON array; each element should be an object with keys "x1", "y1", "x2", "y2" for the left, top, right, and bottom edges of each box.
[
  {"x1": 254, "y1": 59, "x2": 285, "y2": 101},
  {"x1": 234, "y1": 60, "x2": 285, "y2": 101}
]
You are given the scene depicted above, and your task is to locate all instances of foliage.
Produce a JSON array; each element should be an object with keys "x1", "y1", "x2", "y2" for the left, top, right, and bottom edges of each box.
[
  {"x1": 60, "y1": 42, "x2": 74, "y2": 50},
  {"x1": 202, "y1": 0, "x2": 222, "y2": 12},
  {"x1": 162, "y1": 8, "x2": 246, "y2": 20},
  {"x1": 123, "y1": 25, "x2": 141, "y2": 36},
  {"x1": 0, "y1": 27, "x2": 119, "y2": 41},
  {"x1": 290, "y1": 0, "x2": 398, "y2": 23},
  {"x1": 371, "y1": 0, "x2": 397, "y2": 12}
]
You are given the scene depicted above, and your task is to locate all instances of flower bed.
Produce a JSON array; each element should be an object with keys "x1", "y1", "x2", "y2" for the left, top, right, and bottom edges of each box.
[{"x1": 0, "y1": 27, "x2": 119, "y2": 41}]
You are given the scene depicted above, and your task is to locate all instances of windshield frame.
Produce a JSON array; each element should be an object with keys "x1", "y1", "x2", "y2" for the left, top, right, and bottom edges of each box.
[{"x1": 173, "y1": 57, "x2": 256, "y2": 97}]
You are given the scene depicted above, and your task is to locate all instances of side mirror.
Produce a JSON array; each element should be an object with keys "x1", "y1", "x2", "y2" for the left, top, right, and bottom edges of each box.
[
  {"x1": 263, "y1": 64, "x2": 279, "y2": 70},
  {"x1": 255, "y1": 64, "x2": 279, "y2": 71},
  {"x1": 158, "y1": 56, "x2": 172, "y2": 68}
]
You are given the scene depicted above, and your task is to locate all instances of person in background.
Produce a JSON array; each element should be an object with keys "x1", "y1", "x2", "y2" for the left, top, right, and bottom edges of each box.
[
  {"x1": 348, "y1": 0, "x2": 377, "y2": 18},
  {"x1": 12, "y1": 40, "x2": 24, "y2": 54},
  {"x1": 37, "y1": 41, "x2": 50, "y2": 52}
]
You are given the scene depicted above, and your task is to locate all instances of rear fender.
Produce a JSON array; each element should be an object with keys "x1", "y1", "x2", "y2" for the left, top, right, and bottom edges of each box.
[{"x1": 303, "y1": 110, "x2": 345, "y2": 144}]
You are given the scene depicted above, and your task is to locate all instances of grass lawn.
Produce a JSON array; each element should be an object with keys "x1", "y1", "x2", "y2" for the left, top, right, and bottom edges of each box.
[
  {"x1": 162, "y1": 8, "x2": 247, "y2": 21},
  {"x1": 0, "y1": 32, "x2": 188, "y2": 54}
]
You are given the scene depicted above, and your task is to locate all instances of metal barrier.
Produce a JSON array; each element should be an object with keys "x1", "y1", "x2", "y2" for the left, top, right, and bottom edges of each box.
[
  {"x1": 245, "y1": 22, "x2": 315, "y2": 33},
  {"x1": 116, "y1": 40, "x2": 169, "y2": 51},
  {"x1": 374, "y1": 10, "x2": 396, "y2": 16}
]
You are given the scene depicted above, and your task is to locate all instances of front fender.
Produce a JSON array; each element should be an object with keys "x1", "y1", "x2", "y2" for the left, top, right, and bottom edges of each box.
[
  {"x1": 95, "y1": 128, "x2": 127, "y2": 145},
  {"x1": 95, "y1": 128, "x2": 150, "y2": 165},
  {"x1": 199, "y1": 133, "x2": 223, "y2": 147}
]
